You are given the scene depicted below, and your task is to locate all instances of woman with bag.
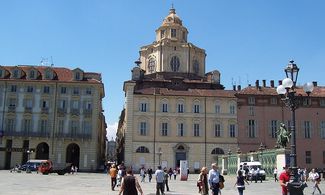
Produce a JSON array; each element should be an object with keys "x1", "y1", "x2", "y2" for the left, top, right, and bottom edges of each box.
[
  {"x1": 197, "y1": 167, "x2": 209, "y2": 195},
  {"x1": 234, "y1": 170, "x2": 249, "y2": 195}
]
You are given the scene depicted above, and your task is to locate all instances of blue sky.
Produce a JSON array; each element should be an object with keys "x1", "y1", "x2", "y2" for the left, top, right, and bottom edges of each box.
[{"x1": 1, "y1": 1, "x2": 325, "y2": 139}]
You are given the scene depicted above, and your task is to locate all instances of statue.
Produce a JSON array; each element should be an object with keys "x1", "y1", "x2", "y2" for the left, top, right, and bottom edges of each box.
[{"x1": 277, "y1": 123, "x2": 291, "y2": 148}]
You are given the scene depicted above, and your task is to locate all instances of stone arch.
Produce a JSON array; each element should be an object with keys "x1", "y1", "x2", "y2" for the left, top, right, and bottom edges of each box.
[
  {"x1": 173, "y1": 143, "x2": 189, "y2": 168},
  {"x1": 66, "y1": 143, "x2": 80, "y2": 168},
  {"x1": 35, "y1": 142, "x2": 49, "y2": 159}
]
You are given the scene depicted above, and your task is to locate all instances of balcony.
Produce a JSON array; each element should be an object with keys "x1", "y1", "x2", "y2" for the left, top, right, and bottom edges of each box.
[
  {"x1": 55, "y1": 132, "x2": 91, "y2": 139},
  {"x1": 7, "y1": 105, "x2": 16, "y2": 113},
  {"x1": 70, "y1": 109, "x2": 80, "y2": 116},
  {"x1": 41, "y1": 107, "x2": 49, "y2": 114},
  {"x1": 24, "y1": 107, "x2": 32, "y2": 113},
  {"x1": 57, "y1": 108, "x2": 67, "y2": 117},
  {"x1": 83, "y1": 109, "x2": 92, "y2": 118},
  {"x1": 3, "y1": 130, "x2": 50, "y2": 138}
]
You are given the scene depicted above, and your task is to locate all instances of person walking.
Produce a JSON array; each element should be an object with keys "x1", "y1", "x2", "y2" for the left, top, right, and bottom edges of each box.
[
  {"x1": 147, "y1": 167, "x2": 153, "y2": 182},
  {"x1": 118, "y1": 169, "x2": 144, "y2": 195},
  {"x1": 140, "y1": 167, "x2": 146, "y2": 183},
  {"x1": 109, "y1": 164, "x2": 118, "y2": 191},
  {"x1": 279, "y1": 166, "x2": 290, "y2": 195},
  {"x1": 164, "y1": 168, "x2": 170, "y2": 192},
  {"x1": 309, "y1": 168, "x2": 322, "y2": 195},
  {"x1": 234, "y1": 170, "x2": 249, "y2": 195},
  {"x1": 155, "y1": 165, "x2": 165, "y2": 195},
  {"x1": 168, "y1": 168, "x2": 173, "y2": 180},
  {"x1": 208, "y1": 163, "x2": 220, "y2": 195},
  {"x1": 173, "y1": 169, "x2": 177, "y2": 180},
  {"x1": 197, "y1": 167, "x2": 209, "y2": 195},
  {"x1": 273, "y1": 167, "x2": 278, "y2": 182}
]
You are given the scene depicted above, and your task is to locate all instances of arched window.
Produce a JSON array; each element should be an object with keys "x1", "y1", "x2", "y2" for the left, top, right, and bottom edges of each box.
[
  {"x1": 170, "y1": 56, "x2": 180, "y2": 72},
  {"x1": 136, "y1": 146, "x2": 149, "y2": 153},
  {"x1": 211, "y1": 148, "x2": 224, "y2": 155},
  {"x1": 148, "y1": 58, "x2": 156, "y2": 73},
  {"x1": 193, "y1": 60, "x2": 199, "y2": 74},
  {"x1": 177, "y1": 145, "x2": 185, "y2": 150}
]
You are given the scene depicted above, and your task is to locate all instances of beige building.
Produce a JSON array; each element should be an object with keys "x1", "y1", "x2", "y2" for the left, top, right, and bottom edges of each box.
[
  {"x1": 118, "y1": 8, "x2": 238, "y2": 172},
  {"x1": 0, "y1": 65, "x2": 106, "y2": 171}
]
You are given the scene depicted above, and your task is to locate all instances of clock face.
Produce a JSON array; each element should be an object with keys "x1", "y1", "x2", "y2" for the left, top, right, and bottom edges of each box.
[
  {"x1": 193, "y1": 60, "x2": 199, "y2": 74},
  {"x1": 148, "y1": 58, "x2": 156, "y2": 73}
]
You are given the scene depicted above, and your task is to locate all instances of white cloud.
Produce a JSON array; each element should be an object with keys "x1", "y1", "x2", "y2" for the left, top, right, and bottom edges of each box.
[{"x1": 106, "y1": 122, "x2": 118, "y2": 141}]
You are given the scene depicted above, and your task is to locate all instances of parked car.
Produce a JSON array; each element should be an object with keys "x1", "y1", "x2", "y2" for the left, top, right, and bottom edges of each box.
[
  {"x1": 239, "y1": 161, "x2": 266, "y2": 180},
  {"x1": 38, "y1": 160, "x2": 71, "y2": 175},
  {"x1": 20, "y1": 160, "x2": 48, "y2": 172}
]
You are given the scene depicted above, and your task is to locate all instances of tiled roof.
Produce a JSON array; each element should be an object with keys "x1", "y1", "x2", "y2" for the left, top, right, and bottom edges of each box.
[
  {"x1": 135, "y1": 87, "x2": 236, "y2": 98},
  {"x1": 0, "y1": 65, "x2": 102, "y2": 83},
  {"x1": 236, "y1": 86, "x2": 325, "y2": 97}
]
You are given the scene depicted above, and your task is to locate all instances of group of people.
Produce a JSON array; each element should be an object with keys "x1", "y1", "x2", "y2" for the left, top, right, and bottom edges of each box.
[{"x1": 197, "y1": 163, "x2": 227, "y2": 195}]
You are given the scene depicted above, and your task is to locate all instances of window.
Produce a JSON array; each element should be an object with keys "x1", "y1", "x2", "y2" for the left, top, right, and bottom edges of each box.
[
  {"x1": 249, "y1": 106, "x2": 255, "y2": 116},
  {"x1": 73, "y1": 88, "x2": 79, "y2": 95},
  {"x1": 59, "y1": 100, "x2": 66, "y2": 109},
  {"x1": 136, "y1": 146, "x2": 149, "y2": 153},
  {"x1": 194, "y1": 123, "x2": 200, "y2": 137},
  {"x1": 43, "y1": 86, "x2": 50, "y2": 94},
  {"x1": 321, "y1": 121, "x2": 325, "y2": 139},
  {"x1": 178, "y1": 123, "x2": 184, "y2": 137},
  {"x1": 85, "y1": 101, "x2": 92, "y2": 110},
  {"x1": 271, "y1": 120, "x2": 278, "y2": 138},
  {"x1": 72, "y1": 100, "x2": 79, "y2": 109},
  {"x1": 25, "y1": 99, "x2": 33, "y2": 108},
  {"x1": 6, "y1": 119, "x2": 15, "y2": 132},
  {"x1": 270, "y1": 97, "x2": 277, "y2": 105},
  {"x1": 303, "y1": 98, "x2": 311, "y2": 106},
  {"x1": 27, "y1": 86, "x2": 34, "y2": 93},
  {"x1": 248, "y1": 97, "x2": 255, "y2": 105},
  {"x1": 10, "y1": 85, "x2": 17, "y2": 92},
  {"x1": 0, "y1": 69, "x2": 3, "y2": 77},
  {"x1": 9, "y1": 98, "x2": 16, "y2": 107},
  {"x1": 178, "y1": 103, "x2": 184, "y2": 113},
  {"x1": 211, "y1": 148, "x2": 224, "y2": 155},
  {"x1": 71, "y1": 121, "x2": 79, "y2": 135},
  {"x1": 320, "y1": 99, "x2": 325, "y2": 107},
  {"x1": 161, "y1": 123, "x2": 168, "y2": 136},
  {"x1": 230, "y1": 105, "x2": 235, "y2": 115},
  {"x1": 23, "y1": 119, "x2": 32, "y2": 133},
  {"x1": 140, "y1": 122, "x2": 147, "y2": 136},
  {"x1": 45, "y1": 71, "x2": 51, "y2": 79},
  {"x1": 13, "y1": 69, "x2": 19, "y2": 78},
  {"x1": 140, "y1": 103, "x2": 147, "y2": 112},
  {"x1": 306, "y1": 151, "x2": 312, "y2": 164},
  {"x1": 194, "y1": 104, "x2": 200, "y2": 113},
  {"x1": 41, "y1": 100, "x2": 49, "y2": 108},
  {"x1": 61, "y1": 87, "x2": 67, "y2": 94},
  {"x1": 40, "y1": 120, "x2": 48, "y2": 134},
  {"x1": 171, "y1": 29, "x2": 176, "y2": 37},
  {"x1": 148, "y1": 58, "x2": 156, "y2": 73},
  {"x1": 170, "y1": 56, "x2": 180, "y2": 72},
  {"x1": 160, "y1": 30, "x2": 165, "y2": 38},
  {"x1": 304, "y1": 121, "x2": 311, "y2": 138},
  {"x1": 214, "y1": 124, "x2": 222, "y2": 137},
  {"x1": 83, "y1": 122, "x2": 91, "y2": 134},
  {"x1": 30, "y1": 70, "x2": 35, "y2": 79},
  {"x1": 162, "y1": 103, "x2": 168, "y2": 112},
  {"x1": 215, "y1": 105, "x2": 221, "y2": 114},
  {"x1": 193, "y1": 60, "x2": 199, "y2": 74},
  {"x1": 86, "y1": 88, "x2": 92, "y2": 95},
  {"x1": 229, "y1": 124, "x2": 236, "y2": 137},
  {"x1": 75, "y1": 72, "x2": 80, "y2": 80},
  {"x1": 248, "y1": 120, "x2": 256, "y2": 138},
  {"x1": 58, "y1": 119, "x2": 64, "y2": 134}
]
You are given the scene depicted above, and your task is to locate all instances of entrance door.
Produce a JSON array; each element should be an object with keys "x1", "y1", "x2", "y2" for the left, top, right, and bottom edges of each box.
[
  {"x1": 35, "y1": 142, "x2": 49, "y2": 159},
  {"x1": 66, "y1": 143, "x2": 80, "y2": 168},
  {"x1": 175, "y1": 152, "x2": 186, "y2": 168}
]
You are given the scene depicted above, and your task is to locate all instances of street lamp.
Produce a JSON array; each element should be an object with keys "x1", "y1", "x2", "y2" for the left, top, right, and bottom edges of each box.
[
  {"x1": 27, "y1": 149, "x2": 34, "y2": 161},
  {"x1": 258, "y1": 143, "x2": 265, "y2": 164},
  {"x1": 276, "y1": 60, "x2": 313, "y2": 195}
]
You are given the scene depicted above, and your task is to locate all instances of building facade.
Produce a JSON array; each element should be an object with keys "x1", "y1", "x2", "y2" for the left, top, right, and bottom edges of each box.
[
  {"x1": 0, "y1": 65, "x2": 106, "y2": 171},
  {"x1": 236, "y1": 80, "x2": 325, "y2": 169},
  {"x1": 118, "y1": 8, "x2": 238, "y2": 171}
]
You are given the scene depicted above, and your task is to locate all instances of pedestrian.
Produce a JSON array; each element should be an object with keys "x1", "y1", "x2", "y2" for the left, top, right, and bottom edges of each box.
[
  {"x1": 164, "y1": 168, "x2": 170, "y2": 192},
  {"x1": 155, "y1": 165, "x2": 165, "y2": 195},
  {"x1": 168, "y1": 168, "x2": 173, "y2": 180},
  {"x1": 109, "y1": 164, "x2": 118, "y2": 191},
  {"x1": 70, "y1": 165, "x2": 74, "y2": 174},
  {"x1": 279, "y1": 166, "x2": 290, "y2": 195},
  {"x1": 173, "y1": 168, "x2": 177, "y2": 180},
  {"x1": 308, "y1": 168, "x2": 322, "y2": 194},
  {"x1": 74, "y1": 166, "x2": 78, "y2": 174},
  {"x1": 208, "y1": 163, "x2": 220, "y2": 195},
  {"x1": 273, "y1": 167, "x2": 278, "y2": 182},
  {"x1": 147, "y1": 167, "x2": 153, "y2": 182},
  {"x1": 118, "y1": 168, "x2": 144, "y2": 195},
  {"x1": 197, "y1": 166, "x2": 209, "y2": 195},
  {"x1": 234, "y1": 170, "x2": 249, "y2": 195},
  {"x1": 140, "y1": 167, "x2": 146, "y2": 182}
]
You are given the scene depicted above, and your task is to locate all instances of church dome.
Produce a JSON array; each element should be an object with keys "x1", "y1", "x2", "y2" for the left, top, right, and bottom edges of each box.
[{"x1": 162, "y1": 7, "x2": 182, "y2": 26}]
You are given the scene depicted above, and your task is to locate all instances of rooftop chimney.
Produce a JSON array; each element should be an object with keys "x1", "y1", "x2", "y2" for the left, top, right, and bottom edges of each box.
[
  {"x1": 270, "y1": 80, "x2": 274, "y2": 88},
  {"x1": 255, "y1": 80, "x2": 259, "y2": 89},
  {"x1": 313, "y1": 81, "x2": 317, "y2": 87},
  {"x1": 237, "y1": 85, "x2": 241, "y2": 91},
  {"x1": 233, "y1": 85, "x2": 236, "y2": 91},
  {"x1": 262, "y1": 80, "x2": 266, "y2": 87}
]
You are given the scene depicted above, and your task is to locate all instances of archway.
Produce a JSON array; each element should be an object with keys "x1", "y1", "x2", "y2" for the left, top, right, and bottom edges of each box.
[
  {"x1": 35, "y1": 142, "x2": 49, "y2": 159},
  {"x1": 173, "y1": 143, "x2": 189, "y2": 168},
  {"x1": 66, "y1": 143, "x2": 80, "y2": 168}
]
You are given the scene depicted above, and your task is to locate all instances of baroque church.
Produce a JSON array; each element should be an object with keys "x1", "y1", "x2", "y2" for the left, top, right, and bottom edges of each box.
[{"x1": 117, "y1": 7, "x2": 238, "y2": 171}]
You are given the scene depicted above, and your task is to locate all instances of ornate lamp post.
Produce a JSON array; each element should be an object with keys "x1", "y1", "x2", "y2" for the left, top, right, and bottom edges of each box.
[
  {"x1": 276, "y1": 60, "x2": 313, "y2": 195},
  {"x1": 258, "y1": 142, "x2": 265, "y2": 163}
]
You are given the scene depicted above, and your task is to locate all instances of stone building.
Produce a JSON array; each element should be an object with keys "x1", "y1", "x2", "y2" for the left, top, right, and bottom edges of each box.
[
  {"x1": 236, "y1": 79, "x2": 325, "y2": 169},
  {"x1": 0, "y1": 65, "x2": 106, "y2": 171},
  {"x1": 118, "y1": 8, "x2": 238, "y2": 171}
]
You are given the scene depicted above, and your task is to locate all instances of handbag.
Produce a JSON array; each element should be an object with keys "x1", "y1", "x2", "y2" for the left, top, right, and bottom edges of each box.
[{"x1": 197, "y1": 180, "x2": 203, "y2": 187}]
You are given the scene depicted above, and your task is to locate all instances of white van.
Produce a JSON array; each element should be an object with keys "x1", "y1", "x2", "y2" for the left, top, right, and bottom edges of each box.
[{"x1": 239, "y1": 161, "x2": 266, "y2": 180}]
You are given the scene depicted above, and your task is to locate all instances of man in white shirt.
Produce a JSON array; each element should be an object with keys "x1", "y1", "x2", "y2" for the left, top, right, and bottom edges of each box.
[
  {"x1": 155, "y1": 165, "x2": 165, "y2": 195},
  {"x1": 208, "y1": 163, "x2": 220, "y2": 195}
]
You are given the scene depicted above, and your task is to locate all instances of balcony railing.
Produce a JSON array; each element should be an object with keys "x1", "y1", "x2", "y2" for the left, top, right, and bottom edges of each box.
[
  {"x1": 24, "y1": 107, "x2": 32, "y2": 113},
  {"x1": 3, "y1": 130, "x2": 50, "y2": 137},
  {"x1": 70, "y1": 109, "x2": 80, "y2": 116},
  {"x1": 7, "y1": 105, "x2": 16, "y2": 113},
  {"x1": 55, "y1": 132, "x2": 92, "y2": 139},
  {"x1": 83, "y1": 109, "x2": 92, "y2": 117},
  {"x1": 41, "y1": 107, "x2": 49, "y2": 114},
  {"x1": 57, "y1": 108, "x2": 67, "y2": 116}
]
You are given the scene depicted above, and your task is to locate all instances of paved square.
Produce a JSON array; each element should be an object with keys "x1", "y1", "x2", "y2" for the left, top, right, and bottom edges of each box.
[{"x1": 1, "y1": 170, "x2": 324, "y2": 195}]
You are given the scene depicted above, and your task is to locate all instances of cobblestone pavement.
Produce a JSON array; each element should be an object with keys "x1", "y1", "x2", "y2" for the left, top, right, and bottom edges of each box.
[{"x1": 1, "y1": 170, "x2": 324, "y2": 195}]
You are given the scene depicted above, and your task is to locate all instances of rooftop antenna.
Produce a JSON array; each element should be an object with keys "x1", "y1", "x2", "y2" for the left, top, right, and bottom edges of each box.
[
  {"x1": 246, "y1": 74, "x2": 250, "y2": 86},
  {"x1": 40, "y1": 57, "x2": 49, "y2": 66}
]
